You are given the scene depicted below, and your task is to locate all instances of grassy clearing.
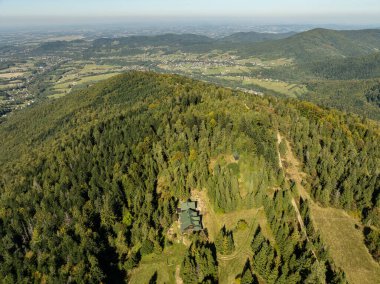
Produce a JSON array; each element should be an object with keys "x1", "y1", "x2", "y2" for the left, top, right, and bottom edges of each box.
[
  {"x1": 129, "y1": 243, "x2": 187, "y2": 284},
  {"x1": 53, "y1": 72, "x2": 121, "y2": 95},
  {"x1": 217, "y1": 208, "x2": 273, "y2": 284},
  {"x1": 202, "y1": 66, "x2": 251, "y2": 76},
  {"x1": 218, "y1": 252, "x2": 250, "y2": 284},
  {"x1": 236, "y1": 57, "x2": 264, "y2": 65},
  {"x1": 236, "y1": 57, "x2": 293, "y2": 67},
  {"x1": 53, "y1": 82, "x2": 72, "y2": 91},
  {"x1": 192, "y1": 188, "x2": 269, "y2": 284},
  {"x1": 219, "y1": 76, "x2": 307, "y2": 97},
  {"x1": 79, "y1": 64, "x2": 117, "y2": 74},
  {"x1": 167, "y1": 65, "x2": 252, "y2": 76},
  {"x1": 0, "y1": 84, "x2": 17, "y2": 90},
  {"x1": 52, "y1": 62, "x2": 122, "y2": 93},
  {"x1": 48, "y1": 93, "x2": 67, "y2": 99},
  {"x1": 266, "y1": 57, "x2": 294, "y2": 66},
  {"x1": 312, "y1": 205, "x2": 380, "y2": 284},
  {"x1": 76, "y1": 73, "x2": 121, "y2": 84},
  {"x1": 244, "y1": 78, "x2": 307, "y2": 98}
]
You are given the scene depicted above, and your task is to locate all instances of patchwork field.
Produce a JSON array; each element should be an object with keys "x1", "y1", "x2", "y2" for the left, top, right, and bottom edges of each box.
[
  {"x1": 0, "y1": 72, "x2": 24, "y2": 79},
  {"x1": 221, "y1": 75, "x2": 308, "y2": 97},
  {"x1": 49, "y1": 63, "x2": 124, "y2": 98}
]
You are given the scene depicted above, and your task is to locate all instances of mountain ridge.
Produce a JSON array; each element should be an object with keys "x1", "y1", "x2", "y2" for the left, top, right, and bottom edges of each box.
[{"x1": 0, "y1": 72, "x2": 379, "y2": 283}]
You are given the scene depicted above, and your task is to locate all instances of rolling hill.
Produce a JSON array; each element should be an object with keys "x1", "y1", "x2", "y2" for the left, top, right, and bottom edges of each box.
[
  {"x1": 32, "y1": 28, "x2": 380, "y2": 63},
  {"x1": 241, "y1": 28, "x2": 380, "y2": 61},
  {"x1": 220, "y1": 31, "x2": 296, "y2": 43},
  {"x1": 303, "y1": 52, "x2": 380, "y2": 80},
  {"x1": 0, "y1": 72, "x2": 379, "y2": 283}
]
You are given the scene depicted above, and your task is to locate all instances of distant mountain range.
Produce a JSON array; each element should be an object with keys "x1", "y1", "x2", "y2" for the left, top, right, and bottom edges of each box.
[{"x1": 30, "y1": 28, "x2": 380, "y2": 64}]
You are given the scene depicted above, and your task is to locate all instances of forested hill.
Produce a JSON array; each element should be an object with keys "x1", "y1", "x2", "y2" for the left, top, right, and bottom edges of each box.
[
  {"x1": 28, "y1": 28, "x2": 380, "y2": 64},
  {"x1": 91, "y1": 31, "x2": 296, "y2": 49},
  {"x1": 1, "y1": 72, "x2": 379, "y2": 283},
  {"x1": 241, "y1": 28, "x2": 380, "y2": 61},
  {"x1": 219, "y1": 31, "x2": 296, "y2": 43},
  {"x1": 86, "y1": 28, "x2": 380, "y2": 61},
  {"x1": 303, "y1": 52, "x2": 380, "y2": 80}
]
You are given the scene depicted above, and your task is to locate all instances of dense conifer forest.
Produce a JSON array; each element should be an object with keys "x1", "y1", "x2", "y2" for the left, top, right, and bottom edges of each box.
[{"x1": 0, "y1": 72, "x2": 379, "y2": 282}]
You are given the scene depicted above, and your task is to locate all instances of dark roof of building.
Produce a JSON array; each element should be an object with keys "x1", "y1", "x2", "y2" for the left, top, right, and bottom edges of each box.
[
  {"x1": 179, "y1": 201, "x2": 202, "y2": 232},
  {"x1": 180, "y1": 201, "x2": 196, "y2": 211}
]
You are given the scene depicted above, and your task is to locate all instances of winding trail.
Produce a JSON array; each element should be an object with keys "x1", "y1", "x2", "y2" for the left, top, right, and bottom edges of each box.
[{"x1": 276, "y1": 132, "x2": 283, "y2": 169}]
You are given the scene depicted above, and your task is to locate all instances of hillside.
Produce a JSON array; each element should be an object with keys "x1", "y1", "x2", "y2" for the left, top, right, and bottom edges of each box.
[
  {"x1": 89, "y1": 33, "x2": 216, "y2": 55},
  {"x1": 87, "y1": 28, "x2": 380, "y2": 62},
  {"x1": 0, "y1": 72, "x2": 379, "y2": 283},
  {"x1": 85, "y1": 28, "x2": 380, "y2": 62},
  {"x1": 303, "y1": 52, "x2": 380, "y2": 80},
  {"x1": 301, "y1": 79, "x2": 380, "y2": 121},
  {"x1": 241, "y1": 28, "x2": 380, "y2": 61},
  {"x1": 220, "y1": 31, "x2": 296, "y2": 43},
  {"x1": 89, "y1": 31, "x2": 297, "y2": 51},
  {"x1": 16, "y1": 29, "x2": 380, "y2": 125}
]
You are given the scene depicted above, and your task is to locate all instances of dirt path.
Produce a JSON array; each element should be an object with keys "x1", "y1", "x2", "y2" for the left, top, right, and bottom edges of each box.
[
  {"x1": 277, "y1": 132, "x2": 308, "y2": 198},
  {"x1": 291, "y1": 197, "x2": 319, "y2": 261},
  {"x1": 276, "y1": 132, "x2": 283, "y2": 169},
  {"x1": 277, "y1": 132, "x2": 318, "y2": 260},
  {"x1": 175, "y1": 265, "x2": 183, "y2": 284}
]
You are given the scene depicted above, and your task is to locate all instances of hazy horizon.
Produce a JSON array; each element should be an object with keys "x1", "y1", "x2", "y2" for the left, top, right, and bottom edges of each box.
[{"x1": 1, "y1": 0, "x2": 380, "y2": 28}]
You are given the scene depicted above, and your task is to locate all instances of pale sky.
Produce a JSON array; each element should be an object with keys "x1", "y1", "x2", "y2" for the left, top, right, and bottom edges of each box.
[{"x1": 0, "y1": 0, "x2": 380, "y2": 25}]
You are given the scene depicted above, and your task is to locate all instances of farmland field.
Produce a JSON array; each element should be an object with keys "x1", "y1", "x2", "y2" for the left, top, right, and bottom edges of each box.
[{"x1": 0, "y1": 72, "x2": 24, "y2": 79}]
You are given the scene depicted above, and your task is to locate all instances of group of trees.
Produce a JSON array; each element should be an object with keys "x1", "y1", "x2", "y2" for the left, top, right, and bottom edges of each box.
[
  {"x1": 0, "y1": 72, "x2": 280, "y2": 281},
  {"x1": 277, "y1": 100, "x2": 380, "y2": 222},
  {"x1": 363, "y1": 226, "x2": 380, "y2": 262},
  {"x1": 304, "y1": 53, "x2": 380, "y2": 80},
  {"x1": 249, "y1": 189, "x2": 347, "y2": 284},
  {"x1": 215, "y1": 226, "x2": 235, "y2": 255},
  {"x1": 301, "y1": 80, "x2": 380, "y2": 121},
  {"x1": 365, "y1": 83, "x2": 380, "y2": 108},
  {"x1": 238, "y1": 260, "x2": 259, "y2": 284},
  {"x1": 180, "y1": 236, "x2": 218, "y2": 284},
  {"x1": 207, "y1": 164, "x2": 241, "y2": 212}
]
